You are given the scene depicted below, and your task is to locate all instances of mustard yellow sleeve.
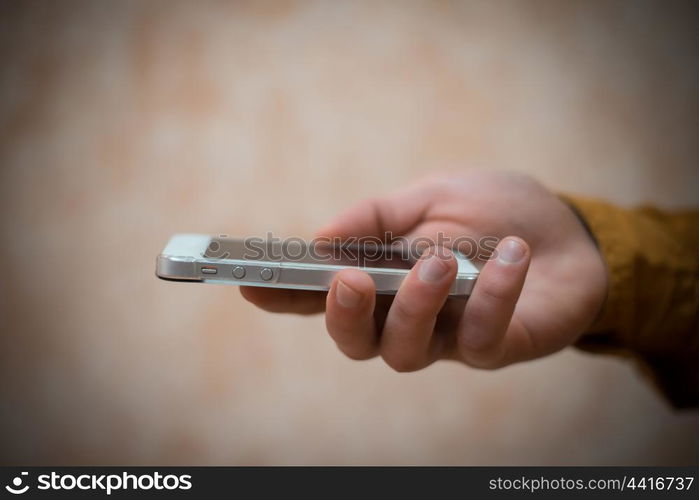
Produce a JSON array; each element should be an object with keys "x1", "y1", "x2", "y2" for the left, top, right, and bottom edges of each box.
[{"x1": 561, "y1": 195, "x2": 699, "y2": 409}]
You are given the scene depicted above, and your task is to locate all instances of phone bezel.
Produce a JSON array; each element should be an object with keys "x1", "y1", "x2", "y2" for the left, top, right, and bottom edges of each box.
[{"x1": 156, "y1": 234, "x2": 479, "y2": 296}]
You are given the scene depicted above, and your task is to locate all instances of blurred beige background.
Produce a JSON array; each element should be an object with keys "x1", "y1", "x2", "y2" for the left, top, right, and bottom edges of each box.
[{"x1": 1, "y1": 0, "x2": 698, "y2": 465}]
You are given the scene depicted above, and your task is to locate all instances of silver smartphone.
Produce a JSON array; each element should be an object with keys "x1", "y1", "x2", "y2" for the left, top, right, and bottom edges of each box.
[{"x1": 156, "y1": 234, "x2": 479, "y2": 296}]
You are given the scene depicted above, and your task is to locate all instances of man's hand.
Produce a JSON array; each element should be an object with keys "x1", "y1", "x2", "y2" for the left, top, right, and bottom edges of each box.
[{"x1": 240, "y1": 171, "x2": 608, "y2": 371}]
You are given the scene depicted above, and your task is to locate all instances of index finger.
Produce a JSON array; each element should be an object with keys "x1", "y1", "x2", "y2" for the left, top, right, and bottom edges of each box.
[{"x1": 239, "y1": 286, "x2": 327, "y2": 315}]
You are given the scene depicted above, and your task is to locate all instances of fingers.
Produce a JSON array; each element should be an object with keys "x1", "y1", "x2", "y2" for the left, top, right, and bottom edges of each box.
[
  {"x1": 457, "y1": 236, "x2": 531, "y2": 368},
  {"x1": 380, "y1": 248, "x2": 458, "y2": 371},
  {"x1": 325, "y1": 269, "x2": 379, "y2": 360},
  {"x1": 315, "y1": 180, "x2": 437, "y2": 240},
  {"x1": 239, "y1": 286, "x2": 327, "y2": 315}
]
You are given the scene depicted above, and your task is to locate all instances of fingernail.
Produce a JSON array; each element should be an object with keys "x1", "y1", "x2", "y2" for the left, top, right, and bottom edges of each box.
[
  {"x1": 336, "y1": 280, "x2": 362, "y2": 308},
  {"x1": 497, "y1": 238, "x2": 526, "y2": 264},
  {"x1": 419, "y1": 254, "x2": 450, "y2": 283}
]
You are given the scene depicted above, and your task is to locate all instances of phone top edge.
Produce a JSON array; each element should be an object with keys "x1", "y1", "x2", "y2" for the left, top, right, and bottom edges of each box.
[
  {"x1": 161, "y1": 233, "x2": 212, "y2": 259},
  {"x1": 161, "y1": 234, "x2": 479, "y2": 275}
]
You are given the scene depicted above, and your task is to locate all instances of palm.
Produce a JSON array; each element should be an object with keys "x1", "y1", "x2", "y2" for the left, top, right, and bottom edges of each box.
[{"x1": 242, "y1": 171, "x2": 607, "y2": 370}]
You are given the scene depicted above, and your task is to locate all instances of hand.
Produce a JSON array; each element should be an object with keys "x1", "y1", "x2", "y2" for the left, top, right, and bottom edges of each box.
[{"x1": 241, "y1": 171, "x2": 608, "y2": 371}]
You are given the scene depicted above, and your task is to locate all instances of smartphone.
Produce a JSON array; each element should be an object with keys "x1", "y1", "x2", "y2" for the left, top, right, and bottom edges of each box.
[{"x1": 156, "y1": 234, "x2": 479, "y2": 296}]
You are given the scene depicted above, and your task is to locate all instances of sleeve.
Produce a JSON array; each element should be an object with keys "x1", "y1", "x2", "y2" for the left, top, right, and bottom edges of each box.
[{"x1": 559, "y1": 194, "x2": 699, "y2": 409}]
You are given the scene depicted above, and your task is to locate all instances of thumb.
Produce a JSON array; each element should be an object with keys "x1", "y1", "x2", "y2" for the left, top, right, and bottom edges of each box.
[{"x1": 314, "y1": 181, "x2": 436, "y2": 240}]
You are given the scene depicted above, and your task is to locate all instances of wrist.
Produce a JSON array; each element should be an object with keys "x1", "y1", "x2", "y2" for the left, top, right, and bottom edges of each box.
[{"x1": 558, "y1": 194, "x2": 610, "y2": 334}]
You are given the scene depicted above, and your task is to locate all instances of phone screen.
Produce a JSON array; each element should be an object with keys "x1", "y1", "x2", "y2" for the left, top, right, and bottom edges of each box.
[{"x1": 205, "y1": 237, "x2": 415, "y2": 269}]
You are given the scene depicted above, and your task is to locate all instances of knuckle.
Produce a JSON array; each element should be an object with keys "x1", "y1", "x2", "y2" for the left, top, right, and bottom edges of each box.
[
  {"x1": 257, "y1": 303, "x2": 288, "y2": 314},
  {"x1": 468, "y1": 357, "x2": 504, "y2": 370},
  {"x1": 459, "y1": 342, "x2": 508, "y2": 370},
  {"x1": 412, "y1": 174, "x2": 458, "y2": 197},
  {"x1": 381, "y1": 351, "x2": 425, "y2": 373},
  {"x1": 325, "y1": 318, "x2": 352, "y2": 341},
  {"x1": 339, "y1": 345, "x2": 376, "y2": 361},
  {"x1": 463, "y1": 300, "x2": 490, "y2": 328},
  {"x1": 391, "y1": 298, "x2": 427, "y2": 324},
  {"x1": 477, "y1": 277, "x2": 515, "y2": 303}
]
